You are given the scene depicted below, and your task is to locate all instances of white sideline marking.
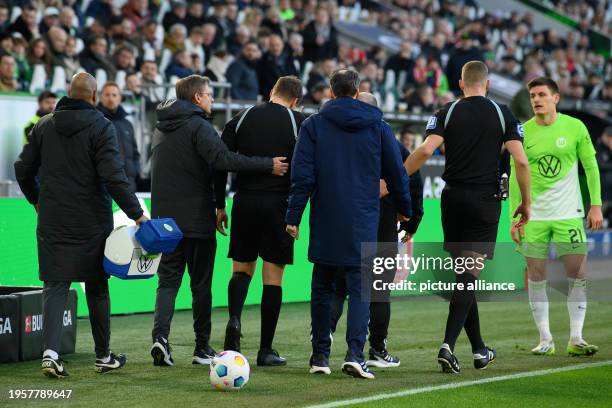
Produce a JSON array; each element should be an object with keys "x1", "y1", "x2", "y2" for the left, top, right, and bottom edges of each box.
[{"x1": 306, "y1": 360, "x2": 612, "y2": 408}]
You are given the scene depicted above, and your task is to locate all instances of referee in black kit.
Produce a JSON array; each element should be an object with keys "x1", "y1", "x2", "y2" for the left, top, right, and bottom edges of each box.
[
  {"x1": 215, "y1": 76, "x2": 305, "y2": 366},
  {"x1": 405, "y1": 61, "x2": 532, "y2": 373}
]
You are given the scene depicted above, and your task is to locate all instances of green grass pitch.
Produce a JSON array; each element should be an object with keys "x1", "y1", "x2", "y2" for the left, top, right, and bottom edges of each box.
[{"x1": 1, "y1": 299, "x2": 611, "y2": 407}]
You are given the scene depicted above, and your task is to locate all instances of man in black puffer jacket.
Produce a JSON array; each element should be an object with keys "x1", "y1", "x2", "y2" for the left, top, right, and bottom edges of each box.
[
  {"x1": 99, "y1": 82, "x2": 140, "y2": 192},
  {"x1": 150, "y1": 75, "x2": 289, "y2": 367},
  {"x1": 14, "y1": 72, "x2": 147, "y2": 378}
]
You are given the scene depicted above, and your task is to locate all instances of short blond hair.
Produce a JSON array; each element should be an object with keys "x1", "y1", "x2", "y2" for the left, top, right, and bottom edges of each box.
[{"x1": 461, "y1": 61, "x2": 488, "y2": 87}]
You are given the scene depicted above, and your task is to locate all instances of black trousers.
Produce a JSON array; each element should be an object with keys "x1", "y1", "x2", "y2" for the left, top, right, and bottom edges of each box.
[
  {"x1": 152, "y1": 237, "x2": 216, "y2": 349},
  {"x1": 43, "y1": 279, "x2": 110, "y2": 358}
]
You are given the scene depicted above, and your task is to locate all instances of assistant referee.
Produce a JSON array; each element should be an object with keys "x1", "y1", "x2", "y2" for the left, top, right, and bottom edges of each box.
[
  {"x1": 405, "y1": 61, "x2": 532, "y2": 373},
  {"x1": 215, "y1": 76, "x2": 306, "y2": 366}
]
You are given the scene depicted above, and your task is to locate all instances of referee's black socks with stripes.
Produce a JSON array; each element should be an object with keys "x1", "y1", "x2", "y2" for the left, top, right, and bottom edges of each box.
[
  {"x1": 443, "y1": 272, "x2": 485, "y2": 353},
  {"x1": 228, "y1": 272, "x2": 252, "y2": 320},
  {"x1": 260, "y1": 285, "x2": 282, "y2": 351}
]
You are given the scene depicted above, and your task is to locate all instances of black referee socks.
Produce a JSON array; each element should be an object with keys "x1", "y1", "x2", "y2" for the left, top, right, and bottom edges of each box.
[
  {"x1": 443, "y1": 272, "x2": 481, "y2": 352},
  {"x1": 228, "y1": 272, "x2": 252, "y2": 320},
  {"x1": 260, "y1": 285, "x2": 282, "y2": 351}
]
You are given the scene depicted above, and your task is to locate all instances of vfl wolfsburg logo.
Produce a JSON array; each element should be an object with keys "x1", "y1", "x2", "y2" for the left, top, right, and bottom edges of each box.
[
  {"x1": 538, "y1": 155, "x2": 561, "y2": 178},
  {"x1": 137, "y1": 255, "x2": 154, "y2": 273}
]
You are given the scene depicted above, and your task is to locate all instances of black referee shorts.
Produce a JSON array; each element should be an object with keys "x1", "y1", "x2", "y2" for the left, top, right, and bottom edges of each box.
[
  {"x1": 441, "y1": 184, "x2": 501, "y2": 259},
  {"x1": 229, "y1": 191, "x2": 294, "y2": 265}
]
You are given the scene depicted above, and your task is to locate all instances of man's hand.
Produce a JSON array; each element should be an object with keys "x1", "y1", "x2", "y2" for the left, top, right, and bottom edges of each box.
[
  {"x1": 216, "y1": 209, "x2": 228, "y2": 236},
  {"x1": 135, "y1": 215, "x2": 149, "y2": 226},
  {"x1": 586, "y1": 205, "x2": 603, "y2": 231},
  {"x1": 510, "y1": 222, "x2": 524, "y2": 244},
  {"x1": 286, "y1": 225, "x2": 299, "y2": 240},
  {"x1": 513, "y1": 201, "x2": 530, "y2": 228},
  {"x1": 396, "y1": 213, "x2": 410, "y2": 222},
  {"x1": 379, "y1": 180, "x2": 389, "y2": 198},
  {"x1": 272, "y1": 157, "x2": 289, "y2": 176}
]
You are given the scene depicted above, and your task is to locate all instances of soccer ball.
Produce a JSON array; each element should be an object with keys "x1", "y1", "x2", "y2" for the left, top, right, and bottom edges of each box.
[{"x1": 209, "y1": 350, "x2": 250, "y2": 391}]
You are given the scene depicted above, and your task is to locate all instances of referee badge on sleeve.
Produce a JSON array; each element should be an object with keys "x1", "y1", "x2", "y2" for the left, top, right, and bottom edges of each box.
[
  {"x1": 517, "y1": 123, "x2": 524, "y2": 138},
  {"x1": 426, "y1": 116, "x2": 437, "y2": 130}
]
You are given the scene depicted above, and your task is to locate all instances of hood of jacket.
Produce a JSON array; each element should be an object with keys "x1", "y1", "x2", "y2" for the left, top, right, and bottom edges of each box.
[
  {"x1": 98, "y1": 103, "x2": 128, "y2": 121},
  {"x1": 53, "y1": 96, "x2": 106, "y2": 137},
  {"x1": 156, "y1": 98, "x2": 207, "y2": 133},
  {"x1": 319, "y1": 97, "x2": 383, "y2": 132}
]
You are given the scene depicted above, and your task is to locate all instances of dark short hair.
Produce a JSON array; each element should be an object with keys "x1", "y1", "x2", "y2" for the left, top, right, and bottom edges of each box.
[
  {"x1": 527, "y1": 76, "x2": 560, "y2": 95},
  {"x1": 271, "y1": 76, "x2": 302, "y2": 101},
  {"x1": 176, "y1": 75, "x2": 210, "y2": 101},
  {"x1": 101, "y1": 81, "x2": 121, "y2": 92},
  {"x1": 461, "y1": 60, "x2": 488, "y2": 86},
  {"x1": 330, "y1": 69, "x2": 360, "y2": 98},
  {"x1": 38, "y1": 90, "x2": 57, "y2": 102}
]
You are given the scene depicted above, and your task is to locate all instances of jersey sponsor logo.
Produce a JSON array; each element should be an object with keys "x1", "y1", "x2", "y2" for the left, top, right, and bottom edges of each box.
[
  {"x1": 517, "y1": 123, "x2": 524, "y2": 138},
  {"x1": 556, "y1": 137, "x2": 567, "y2": 148},
  {"x1": 537, "y1": 155, "x2": 562, "y2": 178},
  {"x1": 426, "y1": 116, "x2": 437, "y2": 130}
]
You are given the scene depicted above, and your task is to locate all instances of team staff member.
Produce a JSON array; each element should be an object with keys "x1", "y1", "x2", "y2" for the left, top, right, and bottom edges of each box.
[
  {"x1": 215, "y1": 76, "x2": 306, "y2": 367},
  {"x1": 150, "y1": 75, "x2": 289, "y2": 367},
  {"x1": 286, "y1": 69, "x2": 412, "y2": 379},
  {"x1": 99, "y1": 82, "x2": 141, "y2": 192},
  {"x1": 405, "y1": 61, "x2": 531, "y2": 373},
  {"x1": 23, "y1": 90, "x2": 57, "y2": 144},
  {"x1": 329, "y1": 92, "x2": 425, "y2": 368},
  {"x1": 510, "y1": 77, "x2": 602, "y2": 357},
  {"x1": 15, "y1": 73, "x2": 147, "y2": 378}
]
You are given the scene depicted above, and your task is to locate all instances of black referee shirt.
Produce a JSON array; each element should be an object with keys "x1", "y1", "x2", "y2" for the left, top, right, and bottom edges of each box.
[
  {"x1": 215, "y1": 102, "x2": 306, "y2": 207},
  {"x1": 425, "y1": 96, "x2": 522, "y2": 187}
]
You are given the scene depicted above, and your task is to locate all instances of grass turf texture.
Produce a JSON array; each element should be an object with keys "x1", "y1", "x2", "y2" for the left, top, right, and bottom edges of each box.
[{"x1": 0, "y1": 299, "x2": 610, "y2": 407}]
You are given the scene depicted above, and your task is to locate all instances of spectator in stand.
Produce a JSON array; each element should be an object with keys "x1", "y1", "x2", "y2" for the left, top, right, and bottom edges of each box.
[
  {"x1": 243, "y1": 8, "x2": 263, "y2": 37},
  {"x1": 165, "y1": 49, "x2": 194, "y2": 79},
  {"x1": 226, "y1": 41, "x2": 261, "y2": 101},
  {"x1": 79, "y1": 35, "x2": 116, "y2": 79},
  {"x1": 500, "y1": 55, "x2": 521, "y2": 80},
  {"x1": 86, "y1": 0, "x2": 114, "y2": 26},
  {"x1": 412, "y1": 55, "x2": 428, "y2": 84},
  {"x1": 39, "y1": 7, "x2": 60, "y2": 36},
  {"x1": 406, "y1": 83, "x2": 435, "y2": 113},
  {"x1": 186, "y1": 0, "x2": 207, "y2": 30},
  {"x1": 302, "y1": 6, "x2": 338, "y2": 62},
  {"x1": 132, "y1": 20, "x2": 161, "y2": 62},
  {"x1": 360, "y1": 60, "x2": 382, "y2": 95},
  {"x1": 164, "y1": 23, "x2": 187, "y2": 55},
  {"x1": 26, "y1": 38, "x2": 52, "y2": 76},
  {"x1": 445, "y1": 32, "x2": 484, "y2": 95},
  {"x1": 122, "y1": 0, "x2": 150, "y2": 28},
  {"x1": 227, "y1": 25, "x2": 252, "y2": 56},
  {"x1": 12, "y1": 36, "x2": 30, "y2": 87},
  {"x1": 59, "y1": 6, "x2": 79, "y2": 38},
  {"x1": 262, "y1": 7, "x2": 285, "y2": 38},
  {"x1": 125, "y1": 72, "x2": 141, "y2": 98},
  {"x1": 0, "y1": 31, "x2": 11, "y2": 53},
  {"x1": 8, "y1": 4, "x2": 39, "y2": 42},
  {"x1": 306, "y1": 57, "x2": 336, "y2": 91},
  {"x1": 63, "y1": 36, "x2": 81, "y2": 79},
  {"x1": 112, "y1": 45, "x2": 136, "y2": 75},
  {"x1": 257, "y1": 33, "x2": 298, "y2": 99},
  {"x1": 204, "y1": 50, "x2": 233, "y2": 84},
  {"x1": 206, "y1": 0, "x2": 231, "y2": 51},
  {"x1": 185, "y1": 26, "x2": 205, "y2": 73},
  {"x1": 257, "y1": 27, "x2": 272, "y2": 54},
  {"x1": 303, "y1": 81, "x2": 330, "y2": 106},
  {"x1": 0, "y1": 53, "x2": 18, "y2": 91},
  {"x1": 139, "y1": 60, "x2": 165, "y2": 104},
  {"x1": 0, "y1": 2, "x2": 9, "y2": 35},
  {"x1": 202, "y1": 23, "x2": 217, "y2": 65},
  {"x1": 163, "y1": 1, "x2": 188, "y2": 31},
  {"x1": 287, "y1": 32, "x2": 304, "y2": 67},
  {"x1": 399, "y1": 128, "x2": 417, "y2": 151},
  {"x1": 384, "y1": 40, "x2": 415, "y2": 85}
]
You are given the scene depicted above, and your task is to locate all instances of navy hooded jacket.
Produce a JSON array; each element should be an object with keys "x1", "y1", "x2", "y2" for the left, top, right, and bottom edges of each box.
[{"x1": 286, "y1": 97, "x2": 412, "y2": 267}]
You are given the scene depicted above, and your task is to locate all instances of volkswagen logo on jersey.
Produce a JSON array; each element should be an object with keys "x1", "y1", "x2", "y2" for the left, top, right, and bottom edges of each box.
[{"x1": 538, "y1": 155, "x2": 562, "y2": 178}]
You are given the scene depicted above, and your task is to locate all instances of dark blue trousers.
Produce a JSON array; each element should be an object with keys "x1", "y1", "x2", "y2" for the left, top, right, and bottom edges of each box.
[{"x1": 311, "y1": 263, "x2": 370, "y2": 361}]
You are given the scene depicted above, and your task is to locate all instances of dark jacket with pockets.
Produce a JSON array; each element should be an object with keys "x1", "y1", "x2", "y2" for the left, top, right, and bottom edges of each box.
[
  {"x1": 14, "y1": 97, "x2": 144, "y2": 282},
  {"x1": 150, "y1": 99, "x2": 273, "y2": 239},
  {"x1": 286, "y1": 97, "x2": 412, "y2": 267}
]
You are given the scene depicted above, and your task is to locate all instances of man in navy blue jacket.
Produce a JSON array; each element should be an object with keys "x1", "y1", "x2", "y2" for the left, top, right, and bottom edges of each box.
[{"x1": 285, "y1": 69, "x2": 412, "y2": 379}]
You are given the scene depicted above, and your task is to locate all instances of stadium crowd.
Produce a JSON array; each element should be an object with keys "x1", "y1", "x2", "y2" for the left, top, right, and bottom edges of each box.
[{"x1": 0, "y1": 0, "x2": 610, "y2": 113}]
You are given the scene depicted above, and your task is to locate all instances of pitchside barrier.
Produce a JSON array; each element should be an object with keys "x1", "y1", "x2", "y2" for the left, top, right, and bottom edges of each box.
[{"x1": 0, "y1": 287, "x2": 77, "y2": 363}]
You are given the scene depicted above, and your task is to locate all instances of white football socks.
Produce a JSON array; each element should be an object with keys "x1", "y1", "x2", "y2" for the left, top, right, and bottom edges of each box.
[
  {"x1": 567, "y1": 278, "x2": 587, "y2": 344},
  {"x1": 528, "y1": 279, "x2": 552, "y2": 343}
]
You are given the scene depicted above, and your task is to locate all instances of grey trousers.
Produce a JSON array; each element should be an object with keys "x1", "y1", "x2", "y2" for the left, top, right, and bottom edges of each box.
[{"x1": 42, "y1": 280, "x2": 110, "y2": 358}]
